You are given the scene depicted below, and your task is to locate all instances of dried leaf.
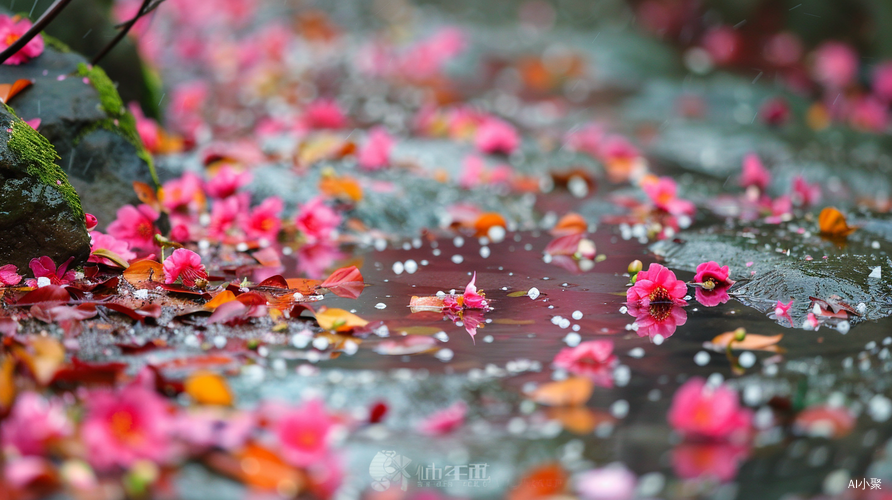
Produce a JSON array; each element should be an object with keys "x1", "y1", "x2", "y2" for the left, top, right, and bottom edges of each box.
[
  {"x1": 319, "y1": 174, "x2": 362, "y2": 202},
  {"x1": 809, "y1": 295, "x2": 861, "y2": 317},
  {"x1": 15, "y1": 337, "x2": 65, "y2": 385},
  {"x1": 527, "y1": 377, "x2": 593, "y2": 406},
  {"x1": 473, "y1": 212, "x2": 506, "y2": 237},
  {"x1": 0, "y1": 355, "x2": 16, "y2": 416},
  {"x1": 184, "y1": 370, "x2": 234, "y2": 406},
  {"x1": 205, "y1": 443, "x2": 305, "y2": 491}
]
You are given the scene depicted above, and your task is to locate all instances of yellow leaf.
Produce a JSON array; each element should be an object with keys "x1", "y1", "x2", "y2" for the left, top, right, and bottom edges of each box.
[
  {"x1": 90, "y1": 248, "x2": 131, "y2": 268},
  {"x1": 314, "y1": 307, "x2": 368, "y2": 332},
  {"x1": 819, "y1": 207, "x2": 857, "y2": 238},
  {"x1": 184, "y1": 371, "x2": 234, "y2": 406},
  {"x1": 15, "y1": 337, "x2": 65, "y2": 386},
  {"x1": 709, "y1": 332, "x2": 784, "y2": 352},
  {"x1": 123, "y1": 260, "x2": 164, "y2": 288}
]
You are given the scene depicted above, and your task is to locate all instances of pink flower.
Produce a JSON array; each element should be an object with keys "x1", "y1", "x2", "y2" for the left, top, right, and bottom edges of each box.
[
  {"x1": 301, "y1": 99, "x2": 347, "y2": 130},
  {"x1": 295, "y1": 197, "x2": 341, "y2": 243},
  {"x1": 576, "y1": 463, "x2": 637, "y2": 500},
  {"x1": 208, "y1": 194, "x2": 246, "y2": 241},
  {"x1": 170, "y1": 223, "x2": 191, "y2": 243},
  {"x1": 693, "y1": 261, "x2": 732, "y2": 288},
  {"x1": 848, "y1": 96, "x2": 888, "y2": 133},
  {"x1": 84, "y1": 213, "x2": 98, "y2": 231},
  {"x1": 812, "y1": 42, "x2": 858, "y2": 89},
  {"x1": 791, "y1": 176, "x2": 821, "y2": 207},
  {"x1": 774, "y1": 299, "x2": 793, "y2": 317},
  {"x1": 0, "y1": 15, "x2": 44, "y2": 65},
  {"x1": 553, "y1": 340, "x2": 617, "y2": 386},
  {"x1": 668, "y1": 378, "x2": 752, "y2": 441},
  {"x1": 701, "y1": 26, "x2": 740, "y2": 65},
  {"x1": 763, "y1": 32, "x2": 803, "y2": 67},
  {"x1": 175, "y1": 409, "x2": 254, "y2": 451},
  {"x1": 26, "y1": 256, "x2": 76, "y2": 287},
  {"x1": 626, "y1": 263, "x2": 687, "y2": 306},
  {"x1": 740, "y1": 153, "x2": 770, "y2": 191},
  {"x1": 627, "y1": 301, "x2": 687, "y2": 340},
  {"x1": 24, "y1": 117, "x2": 40, "y2": 129},
  {"x1": 418, "y1": 401, "x2": 466, "y2": 435},
  {"x1": 128, "y1": 103, "x2": 161, "y2": 153},
  {"x1": 205, "y1": 165, "x2": 252, "y2": 199},
  {"x1": 1, "y1": 392, "x2": 71, "y2": 456},
  {"x1": 462, "y1": 272, "x2": 489, "y2": 310},
  {"x1": 296, "y1": 242, "x2": 343, "y2": 279},
  {"x1": 244, "y1": 196, "x2": 283, "y2": 242},
  {"x1": 107, "y1": 204, "x2": 160, "y2": 252},
  {"x1": 641, "y1": 177, "x2": 695, "y2": 216},
  {"x1": 162, "y1": 248, "x2": 207, "y2": 287},
  {"x1": 695, "y1": 287, "x2": 730, "y2": 307},
  {"x1": 357, "y1": 126, "x2": 394, "y2": 171},
  {"x1": 161, "y1": 172, "x2": 203, "y2": 211},
  {"x1": 168, "y1": 81, "x2": 207, "y2": 139},
  {"x1": 89, "y1": 231, "x2": 137, "y2": 266},
  {"x1": 564, "y1": 123, "x2": 605, "y2": 158},
  {"x1": 873, "y1": 61, "x2": 892, "y2": 102},
  {"x1": 81, "y1": 384, "x2": 172, "y2": 470},
  {"x1": 397, "y1": 27, "x2": 467, "y2": 81},
  {"x1": 459, "y1": 155, "x2": 486, "y2": 189},
  {"x1": 0, "y1": 264, "x2": 22, "y2": 286},
  {"x1": 475, "y1": 118, "x2": 519, "y2": 155},
  {"x1": 600, "y1": 135, "x2": 643, "y2": 183},
  {"x1": 275, "y1": 399, "x2": 334, "y2": 467},
  {"x1": 759, "y1": 97, "x2": 790, "y2": 126}
]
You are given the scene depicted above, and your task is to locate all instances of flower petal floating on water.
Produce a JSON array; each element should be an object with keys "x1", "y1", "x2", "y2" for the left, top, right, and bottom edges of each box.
[
  {"x1": 418, "y1": 401, "x2": 467, "y2": 435},
  {"x1": 626, "y1": 263, "x2": 687, "y2": 307},
  {"x1": 667, "y1": 377, "x2": 752, "y2": 441},
  {"x1": 552, "y1": 340, "x2": 617, "y2": 387}
]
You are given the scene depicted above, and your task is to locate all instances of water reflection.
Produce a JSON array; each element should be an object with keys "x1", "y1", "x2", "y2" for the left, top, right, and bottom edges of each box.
[{"x1": 627, "y1": 301, "x2": 688, "y2": 340}]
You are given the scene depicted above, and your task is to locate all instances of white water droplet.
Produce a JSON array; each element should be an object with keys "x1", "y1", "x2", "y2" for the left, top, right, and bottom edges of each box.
[{"x1": 528, "y1": 287, "x2": 540, "y2": 300}]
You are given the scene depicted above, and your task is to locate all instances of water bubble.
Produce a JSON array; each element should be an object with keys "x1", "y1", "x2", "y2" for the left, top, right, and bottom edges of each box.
[
  {"x1": 694, "y1": 351, "x2": 710, "y2": 366},
  {"x1": 610, "y1": 399, "x2": 629, "y2": 418},
  {"x1": 488, "y1": 225, "x2": 506, "y2": 243},
  {"x1": 528, "y1": 287, "x2": 540, "y2": 300},
  {"x1": 404, "y1": 259, "x2": 418, "y2": 274},
  {"x1": 837, "y1": 321, "x2": 850, "y2": 334},
  {"x1": 451, "y1": 255, "x2": 464, "y2": 264},
  {"x1": 375, "y1": 303, "x2": 387, "y2": 309},
  {"x1": 374, "y1": 239, "x2": 387, "y2": 251},
  {"x1": 628, "y1": 348, "x2": 644, "y2": 358},
  {"x1": 653, "y1": 334, "x2": 664, "y2": 345},
  {"x1": 312, "y1": 337, "x2": 330, "y2": 350},
  {"x1": 739, "y1": 351, "x2": 757, "y2": 368},
  {"x1": 563, "y1": 332, "x2": 581, "y2": 346},
  {"x1": 434, "y1": 331, "x2": 449, "y2": 342},
  {"x1": 480, "y1": 246, "x2": 491, "y2": 258},
  {"x1": 453, "y1": 236, "x2": 465, "y2": 247},
  {"x1": 392, "y1": 261, "x2": 404, "y2": 275},
  {"x1": 571, "y1": 310, "x2": 583, "y2": 320},
  {"x1": 435, "y1": 349, "x2": 454, "y2": 362}
]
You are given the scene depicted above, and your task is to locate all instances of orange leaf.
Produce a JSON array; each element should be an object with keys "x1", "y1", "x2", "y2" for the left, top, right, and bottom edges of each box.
[
  {"x1": 204, "y1": 290, "x2": 237, "y2": 310},
  {"x1": 473, "y1": 212, "x2": 506, "y2": 237},
  {"x1": 14, "y1": 337, "x2": 65, "y2": 386},
  {"x1": 409, "y1": 295, "x2": 445, "y2": 313},
  {"x1": 319, "y1": 175, "x2": 362, "y2": 202},
  {"x1": 133, "y1": 181, "x2": 161, "y2": 211},
  {"x1": 0, "y1": 355, "x2": 16, "y2": 416},
  {"x1": 709, "y1": 332, "x2": 784, "y2": 352},
  {"x1": 184, "y1": 370, "x2": 234, "y2": 406},
  {"x1": 0, "y1": 78, "x2": 32, "y2": 104},
  {"x1": 550, "y1": 212, "x2": 587, "y2": 236},
  {"x1": 508, "y1": 463, "x2": 568, "y2": 500},
  {"x1": 314, "y1": 307, "x2": 368, "y2": 332},
  {"x1": 547, "y1": 407, "x2": 615, "y2": 434},
  {"x1": 819, "y1": 207, "x2": 857, "y2": 238},
  {"x1": 285, "y1": 278, "x2": 323, "y2": 295},
  {"x1": 205, "y1": 443, "x2": 305, "y2": 491},
  {"x1": 123, "y1": 260, "x2": 164, "y2": 288},
  {"x1": 527, "y1": 377, "x2": 593, "y2": 406}
]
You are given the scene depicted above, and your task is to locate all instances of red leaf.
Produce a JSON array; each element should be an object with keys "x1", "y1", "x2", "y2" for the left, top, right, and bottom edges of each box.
[
  {"x1": 544, "y1": 233, "x2": 582, "y2": 256},
  {"x1": 0, "y1": 317, "x2": 18, "y2": 336},
  {"x1": 257, "y1": 275, "x2": 289, "y2": 289},
  {"x1": 207, "y1": 300, "x2": 249, "y2": 324},
  {"x1": 17, "y1": 286, "x2": 71, "y2": 306},
  {"x1": 319, "y1": 265, "x2": 364, "y2": 299},
  {"x1": 52, "y1": 358, "x2": 126, "y2": 386}
]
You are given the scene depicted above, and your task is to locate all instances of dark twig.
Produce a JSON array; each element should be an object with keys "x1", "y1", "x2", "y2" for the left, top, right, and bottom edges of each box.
[
  {"x1": 90, "y1": 0, "x2": 151, "y2": 66},
  {"x1": 0, "y1": 0, "x2": 75, "y2": 65},
  {"x1": 112, "y1": 0, "x2": 167, "y2": 29}
]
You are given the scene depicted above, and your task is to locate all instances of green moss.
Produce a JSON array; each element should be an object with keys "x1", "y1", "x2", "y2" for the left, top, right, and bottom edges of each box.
[
  {"x1": 4, "y1": 107, "x2": 84, "y2": 219},
  {"x1": 42, "y1": 34, "x2": 71, "y2": 53},
  {"x1": 75, "y1": 62, "x2": 160, "y2": 187},
  {"x1": 76, "y1": 63, "x2": 125, "y2": 118}
]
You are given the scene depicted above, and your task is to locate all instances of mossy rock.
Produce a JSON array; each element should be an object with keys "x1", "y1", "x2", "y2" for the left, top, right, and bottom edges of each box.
[
  {"x1": 0, "y1": 104, "x2": 91, "y2": 273},
  {"x1": 0, "y1": 44, "x2": 154, "y2": 224}
]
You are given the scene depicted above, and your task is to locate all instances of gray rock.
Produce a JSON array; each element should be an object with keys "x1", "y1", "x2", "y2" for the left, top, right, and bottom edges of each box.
[
  {"x1": 0, "y1": 103, "x2": 91, "y2": 273},
  {"x1": 0, "y1": 44, "x2": 154, "y2": 224}
]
